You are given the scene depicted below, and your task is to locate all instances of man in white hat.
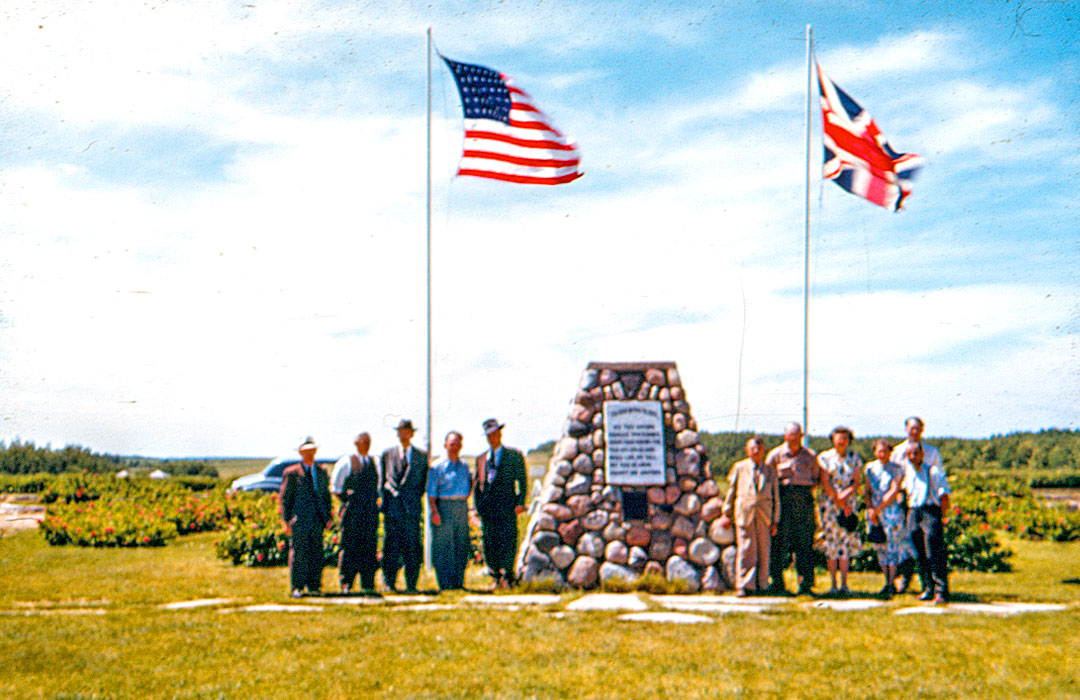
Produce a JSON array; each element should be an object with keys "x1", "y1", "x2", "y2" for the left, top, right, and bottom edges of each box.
[
  {"x1": 473, "y1": 418, "x2": 528, "y2": 589},
  {"x1": 279, "y1": 436, "x2": 332, "y2": 597}
]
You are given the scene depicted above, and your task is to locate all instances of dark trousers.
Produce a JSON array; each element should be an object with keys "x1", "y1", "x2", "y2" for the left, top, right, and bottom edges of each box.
[
  {"x1": 481, "y1": 512, "x2": 518, "y2": 584},
  {"x1": 289, "y1": 526, "x2": 324, "y2": 593},
  {"x1": 770, "y1": 485, "x2": 816, "y2": 590},
  {"x1": 382, "y1": 512, "x2": 422, "y2": 590},
  {"x1": 431, "y1": 499, "x2": 469, "y2": 590},
  {"x1": 338, "y1": 509, "x2": 379, "y2": 591},
  {"x1": 911, "y1": 504, "x2": 949, "y2": 598}
]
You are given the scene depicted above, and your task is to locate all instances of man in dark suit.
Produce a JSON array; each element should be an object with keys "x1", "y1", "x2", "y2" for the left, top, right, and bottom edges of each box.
[
  {"x1": 331, "y1": 431, "x2": 380, "y2": 594},
  {"x1": 279, "y1": 436, "x2": 333, "y2": 598},
  {"x1": 380, "y1": 419, "x2": 429, "y2": 593},
  {"x1": 473, "y1": 418, "x2": 528, "y2": 589}
]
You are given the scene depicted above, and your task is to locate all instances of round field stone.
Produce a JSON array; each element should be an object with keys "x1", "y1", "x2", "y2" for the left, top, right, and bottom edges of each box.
[
  {"x1": 670, "y1": 386, "x2": 685, "y2": 401},
  {"x1": 592, "y1": 449, "x2": 605, "y2": 466},
  {"x1": 554, "y1": 459, "x2": 573, "y2": 477},
  {"x1": 709, "y1": 519, "x2": 735, "y2": 545},
  {"x1": 679, "y1": 478, "x2": 697, "y2": 492},
  {"x1": 600, "y1": 561, "x2": 638, "y2": 583},
  {"x1": 554, "y1": 438, "x2": 578, "y2": 461},
  {"x1": 566, "y1": 495, "x2": 592, "y2": 517},
  {"x1": 645, "y1": 368, "x2": 667, "y2": 386},
  {"x1": 549, "y1": 545, "x2": 576, "y2": 570},
  {"x1": 593, "y1": 429, "x2": 604, "y2": 447},
  {"x1": 558, "y1": 519, "x2": 584, "y2": 546},
  {"x1": 672, "y1": 413, "x2": 688, "y2": 432},
  {"x1": 671, "y1": 516, "x2": 695, "y2": 541},
  {"x1": 525, "y1": 546, "x2": 552, "y2": 571},
  {"x1": 612, "y1": 381, "x2": 626, "y2": 399},
  {"x1": 696, "y1": 480, "x2": 720, "y2": 499},
  {"x1": 701, "y1": 565, "x2": 723, "y2": 591},
  {"x1": 647, "y1": 487, "x2": 666, "y2": 505},
  {"x1": 672, "y1": 538, "x2": 688, "y2": 558},
  {"x1": 688, "y1": 537, "x2": 720, "y2": 566},
  {"x1": 701, "y1": 497, "x2": 724, "y2": 522},
  {"x1": 604, "y1": 540, "x2": 629, "y2": 565},
  {"x1": 577, "y1": 434, "x2": 594, "y2": 454},
  {"x1": 580, "y1": 369, "x2": 599, "y2": 390},
  {"x1": 592, "y1": 468, "x2": 605, "y2": 484},
  {"x1": 675, "y1": 449, "x2": 700, "y2": 476},
  {"x1": 577, "y1": 532, "x2": 605, "y2": 558},
  {"x1": 650, "y1": 511, "x2": 672, "y2": 530},
  {"x1": 582, "y1": 510, "x2": 609, "y2": 531},
  {"x1": 566, "y1": 473, "x2": 591, "y2": 496},
  {"x1": 602, "y1": 521, "x2": 626, "y2": 542},
  {"x1": 675, "y1": 430, "x2": 699, "y2": 450},
  {"x1": 665, "y1": 484, "x2": 682, "y2": 504},
  {"x1": 665, "y1": 556, "x2": 701, "y2": 593},
  {"x1": 570, "y1": 404, "x2": 592, "y2": 423},
  {"x1": 567, "y1": 556, "x2": 599, "y2": 588},
  {"x1": 601, "y1": 485, "x2": 620, "y2": 503},
  {"x1": 674, "y1": 493, "x2": 701, "y2": 517},
  {"x1": 627, "y1": 526, "x2": 651, "y2": 548},
  {"x1": 536, "y1": 512, "x2": 558, "y2": 531},
  {"x1": 533, "y1": 530, "x2": 561, "y2": 553},
  {"x1": 572, "y1": 453, "x2": 594, "y2": 474},
  {"x1": 568, "y1": 420, "x2": 591, "y2": 438},
  {"x1": 543, "y1": 503, "x2": 573, "y2": 521},
  {"x1": 666, "y1": 367, "x2": 681, "y2": 386},
  {"x1": 721, "y1": 545, "x2": 737, "y2": 589},
  {"x1": 648, "y1": 531, "x2": 672, "y2": 560},
  {"x1": 541, "y1": 485, "x2": 565, "y2": 502},
  {"x1": 599, "y1": 369, "x2": 618, "y2": 385},
  {"x1": 644, "y1": 561, "x2": 664, "y2": 578},
  {"x1": 628, "y1": 546, "x2": 648, "y2": 568},
  {"x1": 549, "y1": 472, "x2": 566, "y2": 487}
]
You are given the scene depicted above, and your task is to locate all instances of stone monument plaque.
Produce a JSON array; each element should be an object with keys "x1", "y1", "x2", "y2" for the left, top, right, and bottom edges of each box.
[{"x1": 604, "y1": 400, "x2": 665, "y2": 486}]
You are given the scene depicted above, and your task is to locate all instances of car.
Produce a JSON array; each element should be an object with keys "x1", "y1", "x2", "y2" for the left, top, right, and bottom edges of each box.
[{"x1": 229, "y1": 455, "x2": 338, "y2": 493}]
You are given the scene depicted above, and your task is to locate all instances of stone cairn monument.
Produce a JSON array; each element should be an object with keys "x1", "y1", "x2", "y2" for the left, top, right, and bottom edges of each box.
[{"x1": 516, "y1": 362, "x2": 736, "y2": 591}]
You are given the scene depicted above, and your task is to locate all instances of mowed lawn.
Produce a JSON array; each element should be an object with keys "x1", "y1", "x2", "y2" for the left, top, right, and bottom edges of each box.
[{"x1": 0, "y1": 531, "x2": 1078, "y2": 699}]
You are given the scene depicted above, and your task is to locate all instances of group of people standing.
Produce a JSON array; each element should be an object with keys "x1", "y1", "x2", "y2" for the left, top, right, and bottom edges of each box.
[
  {"x1": 719, "y1": 416, "x2": 953, "y2": 603},
  {"x1": 277, "y1": 418, "x2": 527, "y2": 598}
]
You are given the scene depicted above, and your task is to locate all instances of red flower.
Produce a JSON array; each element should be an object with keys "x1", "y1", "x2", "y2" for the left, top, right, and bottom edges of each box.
[
  {"x1": 142, "y1": 535, "x2": 151, "y2": 543},
  {"x1": 256, "y1": 552, "x2": 264, "y2": 562}
]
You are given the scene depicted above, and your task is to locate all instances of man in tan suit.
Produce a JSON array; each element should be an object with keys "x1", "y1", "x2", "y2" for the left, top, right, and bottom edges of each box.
[{"x1": 719, "y1": 436, "x2": 780, "y2": 597}]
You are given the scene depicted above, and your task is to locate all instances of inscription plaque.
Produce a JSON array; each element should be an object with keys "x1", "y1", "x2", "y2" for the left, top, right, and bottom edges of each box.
[{"x1": 604, "y1": 400, "x2": 666, "y2": 486}]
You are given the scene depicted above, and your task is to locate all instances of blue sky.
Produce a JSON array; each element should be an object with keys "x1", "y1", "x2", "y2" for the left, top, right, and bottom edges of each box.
[{"x1": 1, "y1": 1, "x2": 1077, "y2": 459}]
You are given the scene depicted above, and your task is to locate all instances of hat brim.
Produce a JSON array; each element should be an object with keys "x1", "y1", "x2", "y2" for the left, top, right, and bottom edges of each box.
[{"x1": 484, "y1": 423, "x2": 505, "y2": 435}]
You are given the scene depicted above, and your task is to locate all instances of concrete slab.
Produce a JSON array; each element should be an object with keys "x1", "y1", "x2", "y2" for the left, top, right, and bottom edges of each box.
[
  {"x1": 895, "y1": 602, "x2": 1070, "y2": 616},
  {"x1": 381, "y1": 595, "x2": 438, "y2": 604},
  {"x1": 654, "y1": 600, "x2": 771, "y2": 614},
  {"x1": 390, "y1": 604, "x2": 459, "y2": 611},
  {"x1": 462, "y1": 594, "x2": 561, "y2": 606},
  {"x1": 1, "y1": 608, "x2": 107, "y2": 616},
  {"x1": 618, "y1": 612, "x2": 714, "y2": 624},
  {"x1": 566, "y1": 593, "x2": 648, "y2": 612},
  {"x1": 318, "y1": 596, "x2": 388, "y2": 606},
  {"x1": 222, "y1": 604, "x2": 324, "y2": 613},
  {"x1": 807, "y1": 599, "x2": 887, "y2": 612},
  {"x1": 652, "y1": 594, "x2": 790, "y2": 607},
  {"x1": 160, "y1": 598, "x2": 234, "y2": 610}
]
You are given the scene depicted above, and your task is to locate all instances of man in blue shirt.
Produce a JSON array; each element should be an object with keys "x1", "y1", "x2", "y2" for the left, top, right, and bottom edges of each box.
[
  {"x1": 427, "y1": 431, "x2": 472, "y2": 590},
  {"x1": 903, "y1": 443, "x2": 952, "y2": 604}
]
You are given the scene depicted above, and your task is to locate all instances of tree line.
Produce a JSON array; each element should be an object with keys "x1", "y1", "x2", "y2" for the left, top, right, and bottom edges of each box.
[{"x1": 0, "y1": 440, "x2": 218, "y2": 477}]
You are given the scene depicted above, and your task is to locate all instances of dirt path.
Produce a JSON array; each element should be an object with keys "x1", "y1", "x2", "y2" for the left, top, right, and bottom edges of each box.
[{"x1": 0, "y1": 495, "x2": 45, "y2": 538}]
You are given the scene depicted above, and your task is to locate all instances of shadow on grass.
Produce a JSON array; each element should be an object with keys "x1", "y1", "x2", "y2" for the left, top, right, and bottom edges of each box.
[{"x1": 1062, "y1": 578, "x2": 1080, "y2": 585}]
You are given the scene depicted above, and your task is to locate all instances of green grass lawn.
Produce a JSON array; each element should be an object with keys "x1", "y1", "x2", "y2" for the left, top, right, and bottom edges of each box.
[{"x1": 1, "y1": 531, "x2": 1078, "y2": 699}]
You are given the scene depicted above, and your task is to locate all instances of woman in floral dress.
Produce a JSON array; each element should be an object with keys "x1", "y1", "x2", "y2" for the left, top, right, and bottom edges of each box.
[
  {"x1": 817, "y1": 426, "x2": 864, "y2": 596},
  {"x1": 864, "y1": 439, "x2": 916, "y2": 597}
]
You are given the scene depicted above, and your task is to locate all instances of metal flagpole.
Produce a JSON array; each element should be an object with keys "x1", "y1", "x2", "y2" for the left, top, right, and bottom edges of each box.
[
  {"x1": 424, "y1": 26, "x2": 433, "y2": 571},
  {"x1": 803, "y1": 24, "x2": 813, "y2": 445}
]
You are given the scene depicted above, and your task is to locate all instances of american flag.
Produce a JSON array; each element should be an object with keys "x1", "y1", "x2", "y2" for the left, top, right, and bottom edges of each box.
[
  {"x1": 817, "y1": 61, "x2": 922, "y2": 211},
  {"x1": 441, "y1": 56, "x2": 582, "y2": 185}
]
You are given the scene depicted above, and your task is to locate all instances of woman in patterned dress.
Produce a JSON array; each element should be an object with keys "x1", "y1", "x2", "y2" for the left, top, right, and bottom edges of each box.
[
  {"x1": 864, "y1": 439, "x2": 915, "y2": 597},
  {"x1": 817, "y1": 426, "x2": 864, "y2": 596}
]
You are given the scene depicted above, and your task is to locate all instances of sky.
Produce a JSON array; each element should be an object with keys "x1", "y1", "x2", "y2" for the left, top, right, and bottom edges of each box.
[{"x1": 1, "y1": 1, "x2": 1077, "y2": 460}]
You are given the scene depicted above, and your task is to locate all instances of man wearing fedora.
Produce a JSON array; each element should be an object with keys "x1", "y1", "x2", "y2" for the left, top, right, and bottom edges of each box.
[
  {"x1": 279, "y1": 436, "x2": 333, "y2": 598},
  {"x1": 380, "y1": 419, "x2": 429, "y2": 593},
  {"x1": 474, "y1": 418, "x2": 528, "y2": 589}
]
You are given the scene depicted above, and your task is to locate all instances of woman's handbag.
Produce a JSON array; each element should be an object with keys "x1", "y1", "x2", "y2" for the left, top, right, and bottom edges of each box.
[
  {"x1": 837, "y1": 511, "x2": 859, "y2": 533},
  {"x1": 867, "y1": 522, "x2": 887, "y2": 544}
]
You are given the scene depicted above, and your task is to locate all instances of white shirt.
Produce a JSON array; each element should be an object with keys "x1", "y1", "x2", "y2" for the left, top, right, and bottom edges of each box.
[
  {"x1": 903, "y1": 462, "x2": 951, "y2": 509},
  {"x1": 891, "y1": 440, "x2": 943, "y2": 473},
  {"x1": 330, "y1": 453, "x2": 376, "y2": 495}
]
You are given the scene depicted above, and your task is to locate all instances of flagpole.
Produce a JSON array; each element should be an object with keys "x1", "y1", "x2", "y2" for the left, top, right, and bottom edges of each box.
[
  {"x1": 424, "y1": 26, "x2": 434, "y2": 572},
  {"x1": 803, "y1": 24, "x2": 813, "y2": 445}
]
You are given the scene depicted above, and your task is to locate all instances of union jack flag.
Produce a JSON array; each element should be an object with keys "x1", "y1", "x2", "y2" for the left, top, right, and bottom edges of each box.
[
  {"x1": 817, "y1": 61, "x2": 922, "y2": 210},
  {"x1": 441, "y1": 56, "x2": 582, "y2": 185}
]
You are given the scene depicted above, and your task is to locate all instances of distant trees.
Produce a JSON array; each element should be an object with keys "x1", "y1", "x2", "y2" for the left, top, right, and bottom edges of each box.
[{"x1": 0, "y1": 440, "x2": 218, "y2": 477}]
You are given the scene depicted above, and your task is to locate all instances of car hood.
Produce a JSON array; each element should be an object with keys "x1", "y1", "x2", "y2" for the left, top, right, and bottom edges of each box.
[{"x1": 230, "y1": 473, "x2": 273, "y2": 489}]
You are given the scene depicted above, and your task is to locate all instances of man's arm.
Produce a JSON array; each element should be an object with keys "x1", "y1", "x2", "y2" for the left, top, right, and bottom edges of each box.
[
  {"x1": 719, "y1": 464, "x2": 739, "y2": 526},
  {"x1": 514, "y1": 450, "x2": 528, "y2": 511}
]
